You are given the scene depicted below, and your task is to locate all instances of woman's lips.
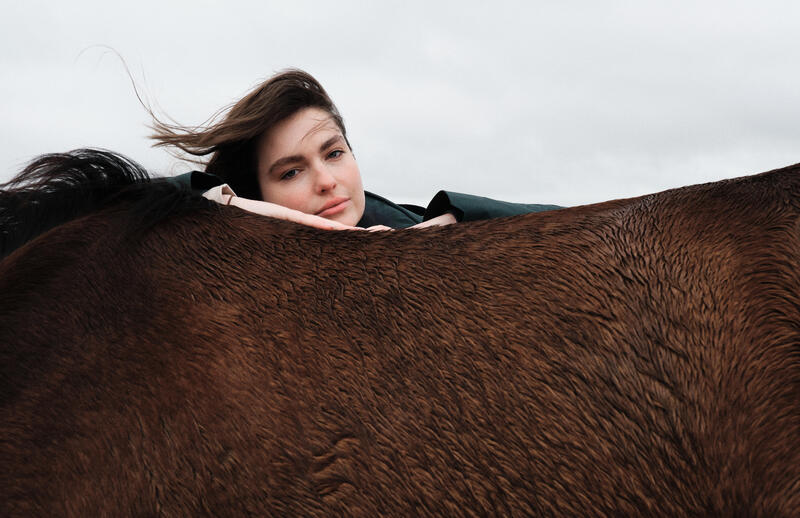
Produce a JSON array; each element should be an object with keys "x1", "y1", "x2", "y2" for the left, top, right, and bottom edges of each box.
[{"x1": 316, "y1": 198, "x2": 350, "y2": 217}]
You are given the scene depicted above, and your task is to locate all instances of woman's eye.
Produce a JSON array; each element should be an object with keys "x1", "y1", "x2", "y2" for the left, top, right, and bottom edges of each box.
[
  {"x1": 281, "y1": 169, "x2": 299, "y2": 180},
  {"x1": 327, "y1": 149, "x2": 344, "y2": 159}
]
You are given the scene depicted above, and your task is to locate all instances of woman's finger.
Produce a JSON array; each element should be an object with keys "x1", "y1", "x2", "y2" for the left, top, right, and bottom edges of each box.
[{"x1": 291, "y1": 212, "x2": 355, "y2": 230}]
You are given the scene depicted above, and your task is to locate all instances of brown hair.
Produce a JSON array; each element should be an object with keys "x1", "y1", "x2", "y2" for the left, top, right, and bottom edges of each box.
[{"x1": 150, "y1": 69, "x2": 349, "y2": 199}]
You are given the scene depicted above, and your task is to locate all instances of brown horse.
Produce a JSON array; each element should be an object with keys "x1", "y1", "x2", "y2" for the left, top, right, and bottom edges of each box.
[{"x1": 1, "y1": 150, "x2": 799, "y2": 517}]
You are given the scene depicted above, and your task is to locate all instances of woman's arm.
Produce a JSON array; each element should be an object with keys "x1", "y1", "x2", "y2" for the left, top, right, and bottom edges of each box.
[
  {"x1": 423, "y1": 190, "x2": 562, "y2": 222},
  {"x1": 203, "y1": 183, "x2": 356, "y2": 230}
]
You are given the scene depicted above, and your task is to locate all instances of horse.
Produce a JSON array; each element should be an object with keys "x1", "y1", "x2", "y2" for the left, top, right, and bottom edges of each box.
[{"x1": 1, "y1": 150, "x2": 798, "y2": 517}]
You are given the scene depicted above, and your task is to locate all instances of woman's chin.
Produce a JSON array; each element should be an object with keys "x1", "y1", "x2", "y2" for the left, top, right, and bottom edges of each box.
[{"x1": 322, "y1": 209, "x2": 358, "y2": 227}]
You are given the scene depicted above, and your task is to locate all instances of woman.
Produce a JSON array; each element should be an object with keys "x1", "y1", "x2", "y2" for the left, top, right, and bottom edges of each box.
[{"x1": 152, "y1": 69, "x2": 559, "y2": 230}]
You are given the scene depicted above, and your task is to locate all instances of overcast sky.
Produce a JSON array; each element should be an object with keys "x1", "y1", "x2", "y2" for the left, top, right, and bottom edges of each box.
[{"x1": 2, "y1": 1, "x2": 798, "y2": 207}]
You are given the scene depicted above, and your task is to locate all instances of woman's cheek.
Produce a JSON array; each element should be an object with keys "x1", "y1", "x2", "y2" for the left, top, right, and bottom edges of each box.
[
  {"x1": 265, "y1": 183, "x2": 298, "y2": 211},
  {"x1": 287, "y1": 180, "x2": 316, "y2": 213}
]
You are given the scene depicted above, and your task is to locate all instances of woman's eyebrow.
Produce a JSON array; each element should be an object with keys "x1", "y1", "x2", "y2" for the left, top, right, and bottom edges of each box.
[
  {"x1": 319, "y1": 135, "x2": 344, "y2": 151},
  {"x1": 267, "y1": 154, "x2": 304, "y2": 176}
]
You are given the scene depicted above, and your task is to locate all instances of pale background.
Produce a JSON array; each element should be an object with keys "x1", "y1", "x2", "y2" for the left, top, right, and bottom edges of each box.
[{"x1": 2, "y1": 1, "x2": 798, "y2": 207}]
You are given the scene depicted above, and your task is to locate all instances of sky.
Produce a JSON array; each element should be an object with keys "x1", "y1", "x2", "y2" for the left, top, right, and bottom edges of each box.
[{"x1": 2, "y1": 1, "x2": 798, "y2": 207}]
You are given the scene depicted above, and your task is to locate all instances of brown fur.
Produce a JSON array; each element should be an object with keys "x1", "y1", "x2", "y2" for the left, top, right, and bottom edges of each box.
[{"x1": 1, "y1": 166, "x2": 799, "y2": 516}]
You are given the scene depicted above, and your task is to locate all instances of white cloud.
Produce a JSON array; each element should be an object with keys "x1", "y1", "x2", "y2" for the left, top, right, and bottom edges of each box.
[{"x1": 2, "y1": 1, "x2": 798, "y2": 206}]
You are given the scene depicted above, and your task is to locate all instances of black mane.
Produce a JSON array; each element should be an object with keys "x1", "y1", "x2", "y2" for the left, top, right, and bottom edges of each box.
[{"x1": 0, "y1": 149, "x2": 214, "y2": 259}]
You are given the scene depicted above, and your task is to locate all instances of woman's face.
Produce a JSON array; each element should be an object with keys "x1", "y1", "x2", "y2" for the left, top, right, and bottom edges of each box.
[{"x1": 256, "y1": 107, "x2": 365, "y2": 226}]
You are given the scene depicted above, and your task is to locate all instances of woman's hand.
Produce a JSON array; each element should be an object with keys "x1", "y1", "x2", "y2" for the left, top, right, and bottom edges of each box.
[
  {"x1": 409, "y1": 212, "x2": 457, "y2": 229},
  {"x1": 227, "y1": 196, "x2": 396, "y2": 231},
  {"x1": 227, "y1": 196, "x2": 356, "y2": 230}
]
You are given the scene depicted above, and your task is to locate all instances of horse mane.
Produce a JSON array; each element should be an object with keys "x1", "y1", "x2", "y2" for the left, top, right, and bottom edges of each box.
[{"x1": 0, "y1": 149, "x2": 213, "y2": 259}]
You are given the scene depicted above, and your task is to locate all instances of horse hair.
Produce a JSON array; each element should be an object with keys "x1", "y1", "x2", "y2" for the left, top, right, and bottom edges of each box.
[{"x1": 0, "y1": 149, "x2": 213, "y2": 259}]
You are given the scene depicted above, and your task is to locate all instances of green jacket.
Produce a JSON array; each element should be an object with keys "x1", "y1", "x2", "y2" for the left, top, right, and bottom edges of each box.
[{"x1": 167, "y1": 171, "x2": 562, "y2": 229}]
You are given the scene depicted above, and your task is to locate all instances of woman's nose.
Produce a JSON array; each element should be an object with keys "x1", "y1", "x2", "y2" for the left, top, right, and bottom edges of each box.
[{"x1": 315, "y1": 165, "x2": 337, "y2": 193}]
